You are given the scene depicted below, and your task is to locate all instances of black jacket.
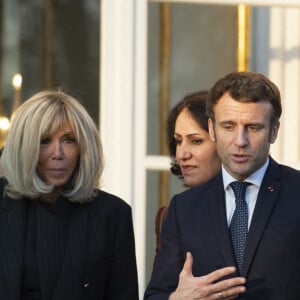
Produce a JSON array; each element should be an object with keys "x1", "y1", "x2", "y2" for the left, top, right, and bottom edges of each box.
[
  {"x1": 145, "y1": 158, "x2": 300, "y2": 300},
  {"x1": 0, "y1": 178, "x2": 139, "y2": 300}
]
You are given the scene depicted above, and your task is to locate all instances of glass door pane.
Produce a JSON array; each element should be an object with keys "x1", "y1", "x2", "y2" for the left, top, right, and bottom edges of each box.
[{"x1": 146, "y1": 2, "x2": 238, "y2": 285}]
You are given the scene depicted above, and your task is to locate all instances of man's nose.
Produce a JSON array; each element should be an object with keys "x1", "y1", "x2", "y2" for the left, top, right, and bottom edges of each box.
[{"x1": 234, "y1": 128, "x2": 248, "y2": 148}]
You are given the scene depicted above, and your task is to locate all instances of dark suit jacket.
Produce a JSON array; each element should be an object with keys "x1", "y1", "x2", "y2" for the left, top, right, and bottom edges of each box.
[
  {"x1": 144, "y1": 158, "x2": 300, "y2": 300},
  {"x1": 0, "y1": 178, "x2": 139, "y2": 300}
]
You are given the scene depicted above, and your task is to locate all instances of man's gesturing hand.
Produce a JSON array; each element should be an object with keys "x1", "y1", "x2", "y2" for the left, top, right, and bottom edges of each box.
[{"x1": 169, "y1": 252, "x2": 246, "y2": 300}]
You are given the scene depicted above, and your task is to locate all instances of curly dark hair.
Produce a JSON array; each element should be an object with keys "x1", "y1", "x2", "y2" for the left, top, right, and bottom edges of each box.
[{"x1": 167, "y1": 90, "x2": 209, "y2": 177}]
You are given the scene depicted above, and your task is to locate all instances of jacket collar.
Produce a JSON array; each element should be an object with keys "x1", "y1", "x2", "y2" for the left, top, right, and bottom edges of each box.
[{"x1": 209, "y1": 158, "x2": 282, "y2": 277}]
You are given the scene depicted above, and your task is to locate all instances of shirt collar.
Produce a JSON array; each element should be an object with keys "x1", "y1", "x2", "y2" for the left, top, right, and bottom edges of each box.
[{"x1": 222, "y1": 157, "x2": 269, "y2": 191}]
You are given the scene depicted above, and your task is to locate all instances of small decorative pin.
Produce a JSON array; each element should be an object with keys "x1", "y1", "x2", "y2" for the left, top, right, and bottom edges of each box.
[{"x1": 268, "y1": 186, "x2": 274, "y2": 192}]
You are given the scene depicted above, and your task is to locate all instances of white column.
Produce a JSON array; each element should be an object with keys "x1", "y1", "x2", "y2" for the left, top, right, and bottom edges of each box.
[
  {"x1": 100, "y1": 0, "x2": 148, "y2": 297},
  {"x1": 100, "y1": 0, "x2": 135, "y2": 201},
  {"x1": 268, "y1": 7, "x2": 300, "y2": 168},
  {"x1": 268, "y1": 7, "x2": 284, "y2": 160},
  {"x1": 281, "y1": 8, "x2": 300, "y2": 164}
]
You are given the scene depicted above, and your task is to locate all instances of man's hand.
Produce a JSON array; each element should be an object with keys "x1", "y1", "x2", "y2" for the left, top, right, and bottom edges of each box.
[{"x1": 169, "y1": 252, "x2": 246, "y2": 300}]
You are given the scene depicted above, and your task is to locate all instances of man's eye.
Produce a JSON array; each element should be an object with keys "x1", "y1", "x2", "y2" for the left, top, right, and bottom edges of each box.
[
  {"x1": 248, "y1": 126, "x2": 260, "y2": 132},
  {"x1": 223, "y1": 125, "x2": 233, "y2": 131}
]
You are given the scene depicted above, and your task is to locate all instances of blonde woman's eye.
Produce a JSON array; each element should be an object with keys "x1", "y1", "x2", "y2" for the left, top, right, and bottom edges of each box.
[
  {"x1": 40, "y1": 138, "x2": 50, "y2": 145},
  {"x1": 64, "y1": 136, "x2": 76, "y2": 144}
]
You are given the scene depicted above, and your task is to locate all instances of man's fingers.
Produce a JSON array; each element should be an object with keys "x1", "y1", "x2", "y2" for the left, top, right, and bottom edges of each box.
[
  {"x1": 201, "y1": 267, "x2": 246, "y2": 298},
  {"x1": 180, "y1": 251, "x2": 194, "y2": 277},
  {"x1": 203, "y1": 266, "x2": 239, "y2": 284}
]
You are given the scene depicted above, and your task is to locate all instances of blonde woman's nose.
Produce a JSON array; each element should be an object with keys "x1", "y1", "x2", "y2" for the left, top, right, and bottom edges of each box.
[{"x1": 52, "y1": 142, "x2": 64, "y2": 159}]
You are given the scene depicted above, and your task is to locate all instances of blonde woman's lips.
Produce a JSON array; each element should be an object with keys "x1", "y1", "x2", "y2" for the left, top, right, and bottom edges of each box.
[{"x1": 48, "y1": 168, "x2": 67, "y2": 174}]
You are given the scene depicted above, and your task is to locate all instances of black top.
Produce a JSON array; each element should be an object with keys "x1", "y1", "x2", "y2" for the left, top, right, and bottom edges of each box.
[
  {"x1": 0, "y1": 177, "x2": 139, "y2": 300},
  {"x1": 22, "y1": 201, "x2": 40, "y2": 300},
  {"x1": 21, "y1": 198, "x2": 69, "y2": 300}
]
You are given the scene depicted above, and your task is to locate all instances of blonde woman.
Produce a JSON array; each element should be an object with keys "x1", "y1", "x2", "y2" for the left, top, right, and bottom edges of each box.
[{"x1": 0, "y1": 90, "x2": 138, "y2": 300}]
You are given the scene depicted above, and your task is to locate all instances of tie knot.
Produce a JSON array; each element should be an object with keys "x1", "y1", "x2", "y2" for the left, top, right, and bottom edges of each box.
[{"x1": 230, "y1": 181, "x2": 251, "y2": 201}]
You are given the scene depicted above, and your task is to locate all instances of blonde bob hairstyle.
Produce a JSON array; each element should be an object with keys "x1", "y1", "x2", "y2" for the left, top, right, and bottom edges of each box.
[{"x1": 0, "y1": 90, "x2": 104, "y2": 203}]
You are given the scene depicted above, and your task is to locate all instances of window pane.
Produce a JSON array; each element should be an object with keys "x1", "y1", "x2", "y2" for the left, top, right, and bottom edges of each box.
[
  {"x1": 147, "y1": 3, "x2": 237, "y2": 156},
  {"x1": 0, "y1": 0, "x2": 100, "y2": 128}
]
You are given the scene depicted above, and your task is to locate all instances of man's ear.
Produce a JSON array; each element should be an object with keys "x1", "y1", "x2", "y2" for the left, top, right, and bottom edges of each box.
[
  {"x1": 208, "y1": 118, "x2": 216, "y2": 142},
  {"x1": 270, "y1": 121, "x2": 280, "y2": 144}
]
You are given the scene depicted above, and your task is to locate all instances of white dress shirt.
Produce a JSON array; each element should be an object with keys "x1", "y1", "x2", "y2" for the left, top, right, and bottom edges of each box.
[{"x1": 222, "y1": 158, "x2": 269, "y2": 229}]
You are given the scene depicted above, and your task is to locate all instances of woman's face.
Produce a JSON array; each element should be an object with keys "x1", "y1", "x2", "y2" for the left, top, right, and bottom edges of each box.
[
  {"x1": 37, "y1": 122, "x2": 80, "y2": 190},
  {"x1": 174, "y1": 108, "x2": 221, "y2": 187}
]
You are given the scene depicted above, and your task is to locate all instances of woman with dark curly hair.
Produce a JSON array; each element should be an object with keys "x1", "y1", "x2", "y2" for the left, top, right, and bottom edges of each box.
[
  {"x1": 154, "y1": 91, "x2": 221, "y2": 261},
  {"x1": 167, "y1": 90, "x2": 221, "y2": 187}
]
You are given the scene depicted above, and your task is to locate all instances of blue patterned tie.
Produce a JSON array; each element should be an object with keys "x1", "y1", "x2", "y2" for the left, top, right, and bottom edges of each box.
[{"x1": 229, "y1": 181, "x2": 250, "y2": 273}]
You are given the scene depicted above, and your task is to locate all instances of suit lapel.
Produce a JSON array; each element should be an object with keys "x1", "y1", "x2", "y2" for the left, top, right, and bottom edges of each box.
[
  {"x1": 209, "y1": 174, "x2": 237, "y2": 268},
  {"x1": 242, "y1": 159, "x2": 281, "y2": 276},
  {"x1": 0, "y1": 194, "x2": 27, "y2": 295}
]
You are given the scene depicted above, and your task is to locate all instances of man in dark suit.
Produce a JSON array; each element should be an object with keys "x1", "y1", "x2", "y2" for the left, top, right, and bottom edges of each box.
[{"x1": 144, "y1": 71, "x2": 300, "y2": 300}]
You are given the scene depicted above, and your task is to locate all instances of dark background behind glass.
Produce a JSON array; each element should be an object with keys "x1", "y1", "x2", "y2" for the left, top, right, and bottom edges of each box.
[{"x1": 0, "y1": 0, "x2": 100, "y2": 124}]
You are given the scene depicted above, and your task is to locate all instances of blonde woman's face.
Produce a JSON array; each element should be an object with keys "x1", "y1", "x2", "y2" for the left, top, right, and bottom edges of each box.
[
  {"x1": 174, "y1": 108, "x2": 221, "y2": 187},
  {"x1": 37, "y1": 122, "x2": 80, "y2": 189}
]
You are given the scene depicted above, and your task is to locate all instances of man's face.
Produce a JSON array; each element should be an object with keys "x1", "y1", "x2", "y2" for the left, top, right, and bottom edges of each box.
[{"x1": 208, "y1": 92, "x2": 279, "y2": 180}]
